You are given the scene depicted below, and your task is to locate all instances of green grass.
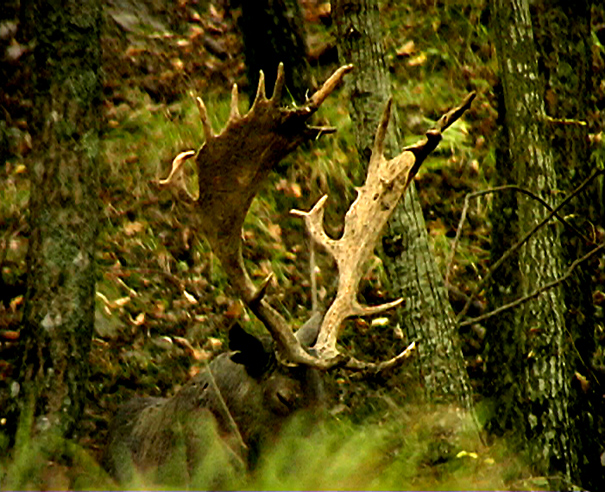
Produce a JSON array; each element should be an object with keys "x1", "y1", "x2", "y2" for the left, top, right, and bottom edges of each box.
[{"x1": 1, "y1": 404, "x2": 542, "y2": 491}]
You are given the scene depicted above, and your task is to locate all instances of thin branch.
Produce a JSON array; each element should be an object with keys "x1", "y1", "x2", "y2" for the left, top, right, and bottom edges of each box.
[
  {"x1": 445, "y1": 184, "x2": 595, "y2": 285},
  {"x1": 459, "y1": 242, "x2": 605, "y2": 328},
  {"x1": 456, "y1": 168, "x2": 604, "y2": 322},
  {"x1": 106, "y1": 266, "x2": 187, "y2": 292},
  {"x1": 203, "y1": 359, "x2": 249, "y2": 465},
  {"x1": 309, "y1": 233, "x2": 318, "y2": 314}
]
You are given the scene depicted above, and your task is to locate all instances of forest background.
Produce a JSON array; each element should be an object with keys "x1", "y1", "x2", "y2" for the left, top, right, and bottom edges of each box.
[{"x1": 0, "y1": 0, "x2": 604, "y2": 490}]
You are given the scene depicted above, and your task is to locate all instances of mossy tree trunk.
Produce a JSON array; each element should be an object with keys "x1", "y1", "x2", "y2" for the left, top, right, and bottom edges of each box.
[
  {"x1": 332, "y1": 0, "x2": 472, "y2": 409},
  {"x1": 532, "y1": 2, "x2": 603, "y2": 488},
  {"x1": 487, "y1": 0, "x2": 582, "y2": 487},
  {"x1": 12, "y1": 0, "x2": 102, "y2": 439}
]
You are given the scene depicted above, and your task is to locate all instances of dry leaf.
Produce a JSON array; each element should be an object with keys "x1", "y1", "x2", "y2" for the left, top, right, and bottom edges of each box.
[
  {"x1": 124, "y1": 221, "x2": 145, "y2": 236},
  {"x1": 132, "y1": 312, "x2": 145, "y2": 326},
  {"x1": 9, "y1": 295, "x2": 23, "y2": 312},
  {"x1": 183, "y1": 290, "x2": 197, "y2": 304},
  {"x1": 396, "y1": 40, "x2": 415, "y2": 57},
  {"x1": 371, "y1": 317, "x2": 389, "y2": 327}
]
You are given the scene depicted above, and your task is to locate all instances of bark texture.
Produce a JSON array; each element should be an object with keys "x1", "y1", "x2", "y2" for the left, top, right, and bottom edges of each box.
[
  {"x1": 332, "y1": 0, "x2": 472, "y2": 409},
  {"x1": 13, "y1": 0, "x2": 101, "y2": 439},
  {"x1": 488, "y1": 0, "x2": 581, "y2": 487},
  {"x1": 532, "y1": 2, "x2": 603, "y2": 488}
]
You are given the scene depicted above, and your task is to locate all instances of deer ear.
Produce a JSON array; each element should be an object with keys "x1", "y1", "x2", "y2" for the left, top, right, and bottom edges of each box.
[
  {"x1": 229, "y1": 323, "x2": 272, "y2": 377},
  {"x1": 295, "y1": 312, "x2": 323, "y2": 348}
]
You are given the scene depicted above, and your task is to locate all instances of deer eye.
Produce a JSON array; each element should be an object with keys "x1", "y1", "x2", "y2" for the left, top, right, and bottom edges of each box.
[{"x1": 275, "y1": 389, "x2": 296, "y2": 413}]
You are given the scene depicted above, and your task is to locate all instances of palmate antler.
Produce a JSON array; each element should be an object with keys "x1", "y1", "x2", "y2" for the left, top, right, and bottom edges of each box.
[{"x1": 161, "y1": 62, "x2": 474, "y2": 372}]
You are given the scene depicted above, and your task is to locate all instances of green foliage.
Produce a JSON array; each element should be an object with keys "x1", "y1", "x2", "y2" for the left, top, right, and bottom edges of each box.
[
  {"x1": 0, "y1": 399, "x2": 113, "y2": 491},
  {"x1": 1, "y1": 404, "x2": 543, "y2": 491}
]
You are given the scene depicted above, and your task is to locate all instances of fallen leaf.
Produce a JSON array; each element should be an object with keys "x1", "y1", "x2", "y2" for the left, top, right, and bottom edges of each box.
[
  {"x1": 1, "y1": 330, "x2": 19, "y2": 341},
  {"x1": 124, "y1": 221, "x2": 145, "y2": 236},
  {"x1": 396, "y1": 40, "x2": 415, "y2": 57},
  {"x1": 132, "y1": 312, "x2": 145, "y2": 326},
  {"x1": 9, "y1": 295, "x2": 23, "y2": 312},
  {"x1": 408, "y1": 53, "x2": 427, "y2": 67},
  {"x1": 183, "y1": 290, "x2": 197, "y2": 304}
]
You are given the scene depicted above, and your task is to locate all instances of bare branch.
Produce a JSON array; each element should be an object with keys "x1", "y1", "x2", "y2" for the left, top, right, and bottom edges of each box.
[
  {"x1": 459, "y1": 242, "x2": 605, "y2": 328},
  {"x1": 456, "y1": 168, "x2": 604, "y2": 322},
  {"x1": 445, "y1": 184, "x2": 595, "y2": 285}
]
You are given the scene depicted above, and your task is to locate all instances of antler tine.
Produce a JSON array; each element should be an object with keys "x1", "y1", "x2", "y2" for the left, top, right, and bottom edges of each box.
[
  {"x1": 436, "y1": 91, "x2": 476, "y2": 133},
  {"x1": 291, "y1": 195, "x2": 336, "y2": 256},
  {"x1": 250, "y1": 70, "x2": 268, "y2": 112},
  {"x1": 403, "y1": 91, "x2": 477, "y2": 187},
  {"x1": 368, "y1": 97, "x2": 393, "y2": 176},
  {"x1": 272, "y1": 62, "x2": 286, "y2": 103},
  {"x1": 307, "y1": 64, "x2": 354, "y2": 110},
  {"x1": 229, "y1": 83, "x2": 241, "y2": 121},
  {"x1": 158, "y1": 150, "x2": 198, "y2": 203},
  {"x1": 346, "y1": 341, "x2": 416, "y2": 373},
  {"x1": 196, "y1": 96, "x2": 214, "y2": 141}
]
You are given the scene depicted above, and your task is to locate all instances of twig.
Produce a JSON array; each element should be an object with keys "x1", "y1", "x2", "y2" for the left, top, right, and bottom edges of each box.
[
  {"x1": 445, "y1": 184, "x2": 595, "y2": 285},
  {"x1": 203, "y1": 359, "x2": 249, "y2": 463},
  {"x1": 106, "y1": 266, "x2": 186, "y2": 292},
  {"x1": 456, "y1": 168, "x2": 604, "y2": 322},
  {"x1": 309, "y1": 234, "x2": 318, "y2": 314},
  {"x1": 459, "y1": 242, "x2": 605, "y2": 327}
]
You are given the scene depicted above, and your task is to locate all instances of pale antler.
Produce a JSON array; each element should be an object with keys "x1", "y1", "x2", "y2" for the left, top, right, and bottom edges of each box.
[{"x1": 292, "y1": 92, "x2": 476, "y2": 367}]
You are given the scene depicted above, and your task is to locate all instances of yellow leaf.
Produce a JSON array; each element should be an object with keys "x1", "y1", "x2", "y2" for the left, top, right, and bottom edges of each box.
[
  {"x1": 124, "y1": 221, "x2": 145, "y2": 236},
  {"x1": 408, "y1": 53, "x2": 427, "y2": 67},
  {"x1": 371, "y1": 317, "x2": 389, "y2": 327}
]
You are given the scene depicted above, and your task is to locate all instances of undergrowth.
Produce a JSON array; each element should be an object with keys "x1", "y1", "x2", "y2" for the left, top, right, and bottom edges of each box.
[{"x1": 0, "y1": 404, "x2": 545, "y2": 491}]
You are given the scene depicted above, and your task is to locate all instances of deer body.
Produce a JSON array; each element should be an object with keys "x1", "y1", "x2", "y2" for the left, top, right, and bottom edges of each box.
[{"x1": 103, "y1": 324, "x2": 324, "y2": 482}]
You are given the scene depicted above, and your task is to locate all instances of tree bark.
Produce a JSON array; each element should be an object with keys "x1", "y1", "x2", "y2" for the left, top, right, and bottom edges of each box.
[
  {"x1": 11, "y1": 0, "x2": 102, "y2": 439},
  {"x1": 532, "y1": 2, "x2": 603, "y2": 489},
  {"x1": 332, "y1": 0, "x2": 472, "y2": 409},
  {"x1": 488, "y1": 0, "x2": 581, "y2": 488},
  {"x1": 236, "y1": 0, "x2": 313, "y2": 105}
]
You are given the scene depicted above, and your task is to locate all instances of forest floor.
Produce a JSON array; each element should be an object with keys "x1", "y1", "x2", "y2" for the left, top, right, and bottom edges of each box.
[{"x1": 1, "y1": 0, "x2": 604, "y2": 489}]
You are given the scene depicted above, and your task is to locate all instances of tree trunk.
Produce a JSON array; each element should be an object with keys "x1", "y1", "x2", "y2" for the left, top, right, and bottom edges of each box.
[
  {"x1": 11, "y1": 0, "x2": 102, "y2": 440},
  {"x1": 236, "y1": 0, "x2": 313, "y2": 104},
  {"x1": 332, "y1": 0, "x2": 472, "y2": 409},
  {"x1": 532, "y1": 2, "x2": 603, "y2": 488},
  {"x1": 488, "y1": 0, "x2": 581, "y2": 488}
]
